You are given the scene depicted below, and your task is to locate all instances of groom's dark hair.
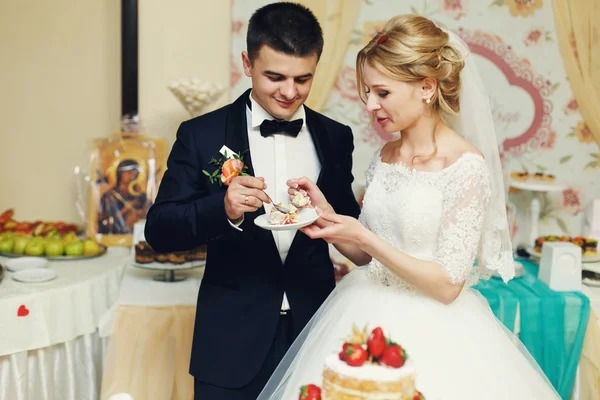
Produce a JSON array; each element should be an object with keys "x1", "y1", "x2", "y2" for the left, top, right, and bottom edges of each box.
[{"x1": 247, "y1": 2, "x2": 324, "y2": 63}]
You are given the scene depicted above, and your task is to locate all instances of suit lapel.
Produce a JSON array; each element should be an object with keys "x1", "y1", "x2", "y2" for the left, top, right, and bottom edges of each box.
[
  {"x1": 224, "y1": 89, "x2": 255, "y2": 177},
  {"x1": 304, "y1": 106, "x2": 333, "y2": 187}
]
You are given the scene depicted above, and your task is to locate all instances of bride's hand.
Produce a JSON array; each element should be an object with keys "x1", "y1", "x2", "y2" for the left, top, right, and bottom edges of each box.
[
  {"x1": 287, "y1": 177, "x2": 333, "y2": 228},
  {"x1": 286, "y1": 177, "x2": 331, "y2": 211},
  {"x1": 301, "y1": 209, "x2": 368, "y2": 246}
]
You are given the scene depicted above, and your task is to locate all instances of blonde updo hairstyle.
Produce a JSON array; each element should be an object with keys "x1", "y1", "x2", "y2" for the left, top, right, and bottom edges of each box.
[{"x1": 356, "y1": 15, "x2": 465, "y2": 123}]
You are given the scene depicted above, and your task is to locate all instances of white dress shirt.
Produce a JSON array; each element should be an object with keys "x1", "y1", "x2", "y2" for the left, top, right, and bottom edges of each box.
[{"x1": 229, "y1": 93, "x2": 320, "y2": 310}]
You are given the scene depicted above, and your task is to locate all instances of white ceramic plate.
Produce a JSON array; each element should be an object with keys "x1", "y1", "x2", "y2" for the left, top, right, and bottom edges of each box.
[
  {"x1": 583, "y1": 278, "x2": 600, "y2": 287},
  {"x1": 526, "y1": 246, "x2": 600, "y2": 263},
  {"x1": 510, "y1": 179, "x2": 566, "y2": 192},
  {"x1": 4, "y1": 257, "x2": 48, "y2": 272},
  {"x1": 254, "y1": 207, "x2": 319, "y2": 231},
  {"x1": 12, "y1": 268, "x2": 57, "y2": 283}
]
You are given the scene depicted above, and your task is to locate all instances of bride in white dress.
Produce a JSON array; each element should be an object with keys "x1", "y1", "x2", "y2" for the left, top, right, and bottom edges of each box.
[{"x1": 258, "y1": 15, "x2": 560, "y2": 400}]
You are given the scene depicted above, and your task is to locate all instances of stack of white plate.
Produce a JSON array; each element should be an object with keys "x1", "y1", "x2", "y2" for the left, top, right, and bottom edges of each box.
[
  {"x1": 583, "y1": 262, "x2": 600, "y2": 287},
  {"x1": 4, "y1": 257, "x2": 57, "y2": 283}
]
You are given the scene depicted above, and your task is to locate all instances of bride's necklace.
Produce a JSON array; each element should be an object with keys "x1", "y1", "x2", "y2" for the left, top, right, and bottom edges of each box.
[{"x1": 403, "y1": 125, "x2": 439, "y2": 175}]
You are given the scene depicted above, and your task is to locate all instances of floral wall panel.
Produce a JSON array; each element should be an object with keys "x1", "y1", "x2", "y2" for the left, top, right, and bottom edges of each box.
[{"x1": 231, "y1": 0, "x2": 600, "y2": 244}]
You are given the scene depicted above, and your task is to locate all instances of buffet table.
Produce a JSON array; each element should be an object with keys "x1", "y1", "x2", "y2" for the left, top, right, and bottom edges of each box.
[
  {"x1": 99, "y1": 263, "x2": 204, "y2": 400},
  {"x1": 0, "y1": 247, "x2": 128, "y2": 400},
  {"x1": 100, "y1": 257, "x2": 591, "y2": 400},
  {"x1": 474, "y1": 259, "x2": 590, "y2": 400}
]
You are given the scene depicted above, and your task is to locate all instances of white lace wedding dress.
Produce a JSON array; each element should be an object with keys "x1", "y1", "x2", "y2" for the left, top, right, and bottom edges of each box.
[{"x1": 258, "y1": 151, "x2": 560, "y2": 400}]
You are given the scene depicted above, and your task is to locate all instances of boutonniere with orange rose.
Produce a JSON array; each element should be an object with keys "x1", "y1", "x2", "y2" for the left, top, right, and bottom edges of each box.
[{"x1": 202, "y1": 147, "x2": 249, "y2": 186}]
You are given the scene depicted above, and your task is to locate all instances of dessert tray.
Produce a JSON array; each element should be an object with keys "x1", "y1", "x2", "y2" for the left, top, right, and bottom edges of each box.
[
  {"x1": 129, "y1": 257, "x2": 205, "y2": 282},
  {"x1": 525, "y1": 246, "x2": 600, "y2": 263}
]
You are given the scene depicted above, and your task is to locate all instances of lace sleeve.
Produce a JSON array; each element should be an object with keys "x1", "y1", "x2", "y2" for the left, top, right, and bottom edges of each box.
[
  {"x1": 364, "y1": 147, "x2": 381, "y2": 190},
  {"x1": 358, "y1": 148, "x2": 381, "y2": 229},
  {"x1": 435, "y1": 156, "x2": 491, "y2": 286}
]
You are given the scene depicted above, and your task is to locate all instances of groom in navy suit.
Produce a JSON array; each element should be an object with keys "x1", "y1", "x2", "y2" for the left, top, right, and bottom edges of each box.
[{"x1": 144, "y1": 2, "x2": 360, "y2": 399}]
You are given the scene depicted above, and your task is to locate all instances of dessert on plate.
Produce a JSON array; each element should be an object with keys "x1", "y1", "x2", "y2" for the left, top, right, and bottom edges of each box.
[
  {"x1": 511, "y1": 171, "x2": 555, "y2": 183},
  {"x1": 268, "y1": 203, "x2": 299, "y2": 225},
  {"x1": 543, "y1": 173, "x2": 556, "y2": 182},
  {"x1": 534, "y1": 235, "x2": 598, "y2": 257},
  {"x1": 292, "y1": 190, "x2": 312, "y2": 208},
  {"x1": 167, "y1": 252, "x2": 187, "y2": 264},
  {"x1": 134, "y1": 241, "x2": 208, "y2": 264},
  {"x1": 510, "y1": 171, "x2": 529, "y2": 182},
  {"x1": 186, "y1": 245, "x2": 207, "y2": 262},
  {"x1": 134, "y1": 241, "x2": 154, "y2": 264},
  {"x1": 584, "y1": 238, "x2": 598, "y2": 257}
]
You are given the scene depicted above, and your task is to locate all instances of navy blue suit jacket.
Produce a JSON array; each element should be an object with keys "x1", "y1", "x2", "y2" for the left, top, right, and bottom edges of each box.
[{"x1": 145, "y1": 89, "x2": 360, "y2": 388}]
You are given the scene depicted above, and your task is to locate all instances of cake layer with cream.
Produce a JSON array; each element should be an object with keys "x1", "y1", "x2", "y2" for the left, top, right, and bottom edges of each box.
[{"x1": 322, "y1": 354, "x2": 417, "y2": 400}]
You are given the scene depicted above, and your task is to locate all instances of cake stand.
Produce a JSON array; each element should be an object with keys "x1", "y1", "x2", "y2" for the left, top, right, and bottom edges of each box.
[
  {"x1": 509, "y1": 179, "x2": 567, "y2": 247},
  {"x1": 130, "y1": 258, "x2": 206, "y2": 282}
]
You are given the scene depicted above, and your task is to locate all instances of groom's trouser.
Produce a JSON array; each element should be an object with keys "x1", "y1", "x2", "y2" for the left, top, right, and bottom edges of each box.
[{"x1": 194, "y1": 311, "x2": 294, "y2": 400}]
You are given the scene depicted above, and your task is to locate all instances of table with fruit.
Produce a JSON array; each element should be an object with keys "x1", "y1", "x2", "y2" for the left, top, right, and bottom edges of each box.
[
  {"x1": 0, "y1": 203, "x2": 126, "y2": 356},
  {"x1": 0, "y1": 208, "x2": 105, "y2": 258},
  {"x1": 0, "y1": 242, "x2": 127, "y2": 399}
]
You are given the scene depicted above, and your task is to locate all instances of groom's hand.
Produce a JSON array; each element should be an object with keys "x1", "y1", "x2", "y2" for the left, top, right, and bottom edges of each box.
[{"x1": 224, "y1": 176, "x2": 271, "y2": 221}]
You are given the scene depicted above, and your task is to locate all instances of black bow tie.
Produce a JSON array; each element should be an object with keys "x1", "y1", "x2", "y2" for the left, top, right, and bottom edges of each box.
[
  {"x1": 246, "y1": 96, "x2": 303, "y2": 137},
  {"x1": 260, "y1": 119, "x2": 303, "y2": 138}
]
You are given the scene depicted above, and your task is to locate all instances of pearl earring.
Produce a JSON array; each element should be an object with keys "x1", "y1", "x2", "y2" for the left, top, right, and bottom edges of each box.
[{"x1": 425, "y1": 98, "x2": 431, "y2": 104}]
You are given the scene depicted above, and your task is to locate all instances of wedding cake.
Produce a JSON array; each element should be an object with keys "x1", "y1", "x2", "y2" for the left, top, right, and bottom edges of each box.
[
  {"x1": 299, "y1": 325, "x2": 424, "y2": 400},
  {"x1": 322, "y1": 355, "x2": 417, "y2": 399}
]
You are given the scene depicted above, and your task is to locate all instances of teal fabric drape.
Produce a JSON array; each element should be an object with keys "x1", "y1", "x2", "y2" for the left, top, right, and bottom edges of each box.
[{"x1": 474, "y1": 260, "x2": 590, "y2": 399}]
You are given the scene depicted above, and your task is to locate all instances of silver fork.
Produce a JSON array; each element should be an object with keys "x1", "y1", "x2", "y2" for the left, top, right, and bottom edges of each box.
[{"x1": 263, "y1": 191, "x2": 291, "y2": 213}]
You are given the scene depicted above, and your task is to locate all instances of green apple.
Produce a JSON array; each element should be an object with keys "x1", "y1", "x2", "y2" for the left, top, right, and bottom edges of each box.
[
  {"x1": 0, "y1": 232, "x2": 14, "y2": 241},
  {"x1": 13, "y1": 236, "x2": 29, "y2": 255},
  {"x1": 0, "y1": 238, "x2": 14, "y2": 253},
  {"x1": 65, "y1": 240, "x2": 84, "y2": 257},
  {"x1": 62, "y1": 232, "x2": 78, "y2": 244},
  {"x1": 45, "y1": 230, "x2": 60, "y2": 240},
  {"x1": 83, "y1": 239, "x2": 101, "y2": 256},
  {"x1": 24, "y1": 238, "x2": 45, "y2": 257},
  {"x1": 45, "y1": 239, "x2": 64, "y2": 257}
]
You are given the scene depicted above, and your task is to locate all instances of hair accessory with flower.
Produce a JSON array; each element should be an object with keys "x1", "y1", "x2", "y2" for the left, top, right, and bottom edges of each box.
[
  {"x1": 202, "y1": 146, "x2": 249, "y2": 186},
  {"x1": 376, "y1": 33, "x2": 388, "y2": 44}
]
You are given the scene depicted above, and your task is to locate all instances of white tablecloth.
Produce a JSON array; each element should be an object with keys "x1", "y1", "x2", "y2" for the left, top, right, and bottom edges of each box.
[
  {"x1": 98, "y1": 263, "x2": 204, "y2": 337},
  {"x1": 0, "y1": 247, "x2": 127, "y2": 355},
  {"x1": 100, "y1": 263, "x2": 204, "y2": 400},
  {"x1": 117, "y1": 262, "x2": 203, "y2": 306},
  {"x1": 0, "y1": 331, "x2": 109, "y2": 400},
  {"x1": 0, "y1": 247, "x2": 128, "y2": 400}
]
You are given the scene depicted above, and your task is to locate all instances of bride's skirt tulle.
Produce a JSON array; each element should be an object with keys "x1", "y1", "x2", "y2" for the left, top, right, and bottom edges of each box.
[{"x1": 258, "y1": 268, "x2": 560, "y2": 400}]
